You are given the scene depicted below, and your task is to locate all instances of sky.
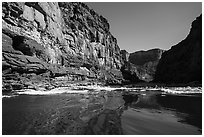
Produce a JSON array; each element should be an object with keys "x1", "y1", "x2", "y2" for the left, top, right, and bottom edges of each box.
[{"x1": 86, "y1": 2, "x2": 202, "y2": 53}]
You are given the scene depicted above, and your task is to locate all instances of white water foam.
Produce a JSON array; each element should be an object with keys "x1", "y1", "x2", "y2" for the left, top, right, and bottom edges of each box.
[
  {"x1": 10, "y1": 85, "x2": 202, "y2": 96},
  {"x1": 2, "y1": 95, "x2": 18, "y2": 98},
  {"x1": 17, "y1": 87, "x2": 89, "y2": 95},
  {"x1": 15, "y1": 85, "x2": 144, "y2": 96},
  {"x1": 160, "y1": 87, "x2": 202, "y2": 94},
  {"x1": 75, "y1": 85, "x2": 143, "y2": 92}
]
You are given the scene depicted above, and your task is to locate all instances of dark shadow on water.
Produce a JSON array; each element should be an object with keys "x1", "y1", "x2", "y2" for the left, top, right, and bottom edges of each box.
[
  {"x1": 122, "y1": 91, "x2": 202, "y2": 133},
  {"x1": 122, "y1": 93, "x2": 138, "y2": 110},
  {"x1": 123, "y1": 91, "x2": 161, "y2": 110},
  {"x1": 121, "y1": 91, "x2": 202, "y2": 134},
  {"x1": 157, "y1": 94, "x2": 202, "y2": 130}
]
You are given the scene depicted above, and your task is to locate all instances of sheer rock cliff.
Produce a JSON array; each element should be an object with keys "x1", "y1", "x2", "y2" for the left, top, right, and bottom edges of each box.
[{"x1": 2, "y1": 2, "x2": 124, "y2": 91}]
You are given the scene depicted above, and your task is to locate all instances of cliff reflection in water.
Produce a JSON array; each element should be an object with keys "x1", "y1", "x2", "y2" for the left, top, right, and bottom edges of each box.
[
  {"x1": 86, "y1": 90, "x2": 202, "y2": 134},
  {"x1": 85, "y1": 91, "x2": 125, "y2": 134},
  {"x1": 2, "y1": 89, "x2": 202, "y2": 135},
  {"x1": 123, "y1": 91, "x2": 160, "y2": 110},
  {"x1": 121, "y1": 91, "x2": 202, "y2": 134}
]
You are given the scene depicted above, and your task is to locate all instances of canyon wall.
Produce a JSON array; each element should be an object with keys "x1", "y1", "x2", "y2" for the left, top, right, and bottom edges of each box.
[
  {"x1": 121, "y1": 15, "x2": 202, "y2": 84},
  {"x1": 2, "y1": 2, "x2": 201, "y2": 89},
  {"x1": 121, "y1": 49, "x2": 164, "y2": 82},
  {"x1": 154, "y1": 15, "x2": 202, "y2": 84},
  {"x1": 120, "y1": 50, "x2": 142, "y2": 83},
  {"x1": 129, "y1": 49, "x2": 164, "y2": 66},
  {"x1": 129, "y1": 49, "x2": 164, "y2": 81},
  {"x1": 2, "y1": 2, "x2": 123, "y2": 91}
]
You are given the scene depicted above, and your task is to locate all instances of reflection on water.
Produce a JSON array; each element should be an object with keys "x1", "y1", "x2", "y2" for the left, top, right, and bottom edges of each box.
[
  {"x1": 2, "y1": 89, "x2": 202, "y2": 135},
  {"x1": 86, "y1": 109, "x2": 124, "y2": 134},
  {"x1": 84, "y1": 91, "x2": 125, "y2": 135},
  {"x1": 123, "y1": 91, "x2": 161, "y2": 110},
  {"x1": 122, "y1": 91, "x2": 202, "y2": 134}
]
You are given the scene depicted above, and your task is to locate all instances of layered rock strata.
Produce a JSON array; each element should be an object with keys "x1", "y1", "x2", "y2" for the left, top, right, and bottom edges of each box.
[{"x1": 2, "y1": 2, "x2": 123, "y2": 92}]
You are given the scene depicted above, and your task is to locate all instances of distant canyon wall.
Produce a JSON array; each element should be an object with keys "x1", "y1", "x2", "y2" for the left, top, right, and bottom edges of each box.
[
  {"x1": 121, "y1": 15, "x2": 202, "y2": 84},
  {"x1": 121, "y1": 49, "x2": 164, "y2": 82}
]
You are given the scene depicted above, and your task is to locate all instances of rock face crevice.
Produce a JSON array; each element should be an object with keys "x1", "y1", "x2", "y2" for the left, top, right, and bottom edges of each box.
[
  {"x1": 2, "y1": 2, "x2": 123, "y2": 91},
  {"x1": 154, "y1": 15, "x2": 202, "y2": 84}
]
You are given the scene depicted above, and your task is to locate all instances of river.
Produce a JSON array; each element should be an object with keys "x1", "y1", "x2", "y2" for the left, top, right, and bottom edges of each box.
[{"x1": 2, "y1": 86, "x2": 202, "y2": 135}]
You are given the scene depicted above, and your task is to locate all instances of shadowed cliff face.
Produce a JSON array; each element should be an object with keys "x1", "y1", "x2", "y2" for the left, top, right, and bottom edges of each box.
[
  {"x1": 154, "y1": 15, "x2": 202, "y2": 84},
  {"x1": 129, "y1": 49, "x2": 164, "y2": 66},
  {"x1": 120, "y1": 49, "x2": 164, "y2": 82},
  {"x1": 2, "y1": 2, "x2": 123, "y2": 91},
  {"x1": 129, "y1": 49, "x2": 164, "y2": 82},
  {"x1": 121, "y1": 15, "x2": 201, "y2": 84},
  {"x1": 120, "y1": 50, "x2": 142, "y2": 83}
]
